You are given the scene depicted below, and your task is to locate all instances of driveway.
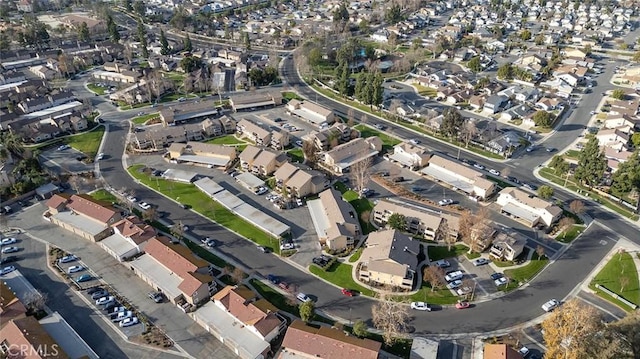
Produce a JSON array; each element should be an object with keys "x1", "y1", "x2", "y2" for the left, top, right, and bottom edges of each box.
[
  {"x1": 39, "y1": 146, "x2": 95, "y2": 174},
  {"x1": 8, "y1": 204, "x2": 237, "y2": 359}
]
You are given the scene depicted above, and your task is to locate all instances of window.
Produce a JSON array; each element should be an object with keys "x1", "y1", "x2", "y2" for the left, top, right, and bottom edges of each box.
[{"x1": 0, "y1": 340, "x2": 10, "y2": 354}]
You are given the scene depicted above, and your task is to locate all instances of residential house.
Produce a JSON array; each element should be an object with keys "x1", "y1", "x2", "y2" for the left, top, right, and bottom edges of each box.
[
  {"x1": 306, "y1": 123, "x2": 355, "y2": 151},
  {"x1": 238, "y1": 145, "x2": 287, "y2": 176},
  {"x1": 45, "y1": 193, "x2": 121, "y2": 241},
  {"x1": 387, "y1": 142, "x2": 430, "y2": 169},
  {"x1": 321, "y1": 137, "x2": 382, "y2": 174},
  {"x1": 420, "y1": 155, "x2": 496, "y2": 200},
  {"x1": 489, "y1": 232, "x2": 526, "y2": 261},
  {"x1": 0, "y1": 317, "x2": 70, "y2": 359},
  {"x1": 596, "y1": 128, "x2": 631, "y2": 151},
  {"x1": 603, "y1": 114, "x2": 639, "y2": 132},
  {"x1": 133, "y1": 119, "x2": 235, "y2": 150},
  {"x1": 273, "y1": 162, "x2": 329, "y2": 198},
  {"x1": 286, "y1": 99, "x2": 336, "y2": 126},
  {"x1": 358, "y1": 229, "x2": 420, "y2": 290},
  {"x1": 212, "y1": 285, "x2": 286, "y2": 343},
  {"x1": 483, "y1": 343, "x2": 523, "y2": 359},
  {"x1": 485, "y1": 131, "x2": 524, "y2": 157},
  {"x1": 28, "y1": 65, "x2": 56, "y2": 80},
  {"x1": 167, "y1": 142, "x2": 237, "y2": 169},
  {"x1": 279, "y1": 320, "x2": 381, "y2": 359},
  {"x1": 307, "y1": 188, "x2": 360, "y2": 250},
  {"x1": 496, "y1": 187, "x2": 562, "y2": 227},
  {"x1": 483, "y1": 95, "x2": 508, "y2": 114},
  {"x1": 500, "y1": 104, "x2": 535, "y2": 122},
  {"x1": 535, "y1": 97, "x2": 562, "y2": 111},
  {"x1": 372, "y1": 199, "x2": 458, "y2": 241},
  {"x1": 129, "y1": 236, "x2": 216, "y2": 307}
]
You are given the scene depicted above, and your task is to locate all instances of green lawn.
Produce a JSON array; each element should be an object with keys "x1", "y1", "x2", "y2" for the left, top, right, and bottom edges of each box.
[
  {"x1": 282, "y1": 91, "x2": 303, "y2": 101},
  {"x1": 128, "y1": 165, "x2": 282, "y2": 253},
  {"x1": 65, "y1": 126, "x2": 105, "y2": 157},
  {"x1": 564, "y1": 150, "x2": 581, "y2": 159},
  {"x1": 86, "y1": 83, "x2": 106, "y2": 95},
  {"x1": 486, "y1": 175, "x2": 513, "y2": 189},
  {"x1": 159, "y1": 93, "x2": 198, "y2": 103},
  {"x1": 183, "y1": 237, "x2": 230, "y2": 268},
  {"x1": 287, "y1": 148, "x2": 304, "y2": 163},
  {"x1": 249, "y1": 279, "x2": 300, "y2": 316},
  {"x1": 427, "y1": 244, "x2": 469, "y2": 261},
  {"x1": 131, "y1": 113, "x2": 160, "y2": 125},
  {"x1": 408, "y1": 281, "x2": 459, "y2": 304},
  {"x1": 309, "y1": 262, "x2": 374, "y2": 297},
  {"x1": 465, "y1": 252, "x2": 481, "y2": 260},
  {"x1": 162, "y1": 71, "x2": 186, "y2": 84},
  {"x1": 205, "y1": 135, "x2": 245, "y2": 145},
  {"x1": 354, "y1": 124, "x2": 401, "y2": 152},
  {"x1": 412, "y1": 83, "x2": 437, "y2": 97},
  {"x1": 504, "y1": 253, "x2": 549, "y2": 286},
  {"x1": 89, "y1": 189, "x2": 117, "y2": 203},
  {"x1": 556, "y1": 225, "x2": 583, "y2": 243},
  {"x1": 348, "y1": 248, "x2": 363, "y2": 263},
  {"x1": 341, "y1": 190, "x2": 375, "y2": 234},
  {"x1": 590, "y1": 252, "x2": 639, "y2": 310}
]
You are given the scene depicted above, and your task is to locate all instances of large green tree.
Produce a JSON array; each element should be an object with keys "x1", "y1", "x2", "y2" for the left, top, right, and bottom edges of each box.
[
  {"x1": 610, "y1": 151, "x2": 640, "y2": 198},
  {"x1": 78, "y1": 21, "x2": 90, "y2": 42},
  {"x1": 299, "y1": 300, "x2": 314, "y2": 322},
  {"x1": 183, "y1": 34, "x2": 192, "y2": 52},
  {"x1": 384, "y1": 3, "x2": 403, "y2": 25},
  {"x1": 440, "y1": 108, "x2": 464, "y2": 138},
  {"x1": 467, "y1": 56, "x2": 482, "y2": 73},
  {"x1": 336, "y1": 61, "x2": 351, "y2": 97},
  {"x1": 106, "y1": 14, "x2": 120, "y2": 42},
  {"x1": 497, "y1": 63, "x2": 513, "y2": 80},
  {"x1": 549, "y1": 155, "x2": 570, "y2": 176},
  {"x1": 136, "y1": 18, "x2": 148, "y2": 58},
  {"x1": 159, "y1": 29, "x2": 170, "y2": 55},
  {"x1": 574, "y1": 137, "x2": 607, "y2": 187},
  {"x1": 372, "y1": 72, "x2": 384, "y2": 108},
  {"x1": 387, "y1": 213, "x2": 406, "y2": 231},
  {"x1": 532, "y1": 110, "x2": 553, "y2": 128}
]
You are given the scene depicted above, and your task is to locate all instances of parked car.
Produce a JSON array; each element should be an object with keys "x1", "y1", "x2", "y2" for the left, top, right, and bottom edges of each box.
[
  {"x1": 255, "y1": 187, "x2": 268, "y2": 195},
  {"x1": 95, "y1": 296, "x2": 115, "y2": 306},
  {"x1": 433, "y1": 260, "x2": 450, "y2": 268},
  {"x1": 488, "y1": 169, "x2": 501, "y2": 176},
  {"x1": 67, "y1": 265, "x2": 84, "y2": 274},
  {"x1": 280, "y1": 243, "x2": 295, "y2": 250},
  {"x1": 112, "y1": 311, "x2": 133, "y2": 322},
  {"x1": 473, "y1": 258, "x2": 490, "y2": 266},
  {"x1": 526, "y1": 146, "x2": 535, "y2": 152},
  {"x1": 494, "y1": 277, "x2": 508, "y2": 286},
  {"x1": 120, "y1": 317, "x2": 139, "y2": 327},
  {"x1": 91, "y1": 290, "x2": 108, "y2": 299},
  {"x1": 447, "y1": 280, "x2": 462, "y2": 289},
  {"x1": 296, "y1": 293, "x2": 312, "y2": 303},
  {"x1": 108, "y1": 306, "x2": 126, "y2": 315},
  {"x1": 456, "y1": 287, "x2": 472, "y2": 296},
  {"x1": 0, "y1": 238, "x2": 17, "y2": 246},
  {"x1": 542, "y1": 299, "x2": 560, "y2": 312},
  {"x1": 126, "y1": 196, "x2": 137, "y2": 203},
  {"x1": 408, "y1": 139, "x2": 420, "y2": 145},
  {"x1": 57, "y1": 144, "x2": 70, "y2": 151},
  {"x1": 438, "y1": 199, "x2": 454, "y2": 206},
  {"x1": 523, "y1": 183, "x2": 538, "y2": 191},
  {"x1": 1, "y1": 246, "x2": 19, "y2": 254},
  {"x1": 546, "y1": 147, "x2": 556, "y2": 153},
  {"x1": 0, "y1": 256, "x2": 19, "y2": 265},
  {"x1": 374, "y1": 124, "x2": 385, "y2": 130},
  {"x1": 490, "y1": 273, "x2": 504, "y2": 280},
  {"x1": 505, "y1": 176, "x2": 520, "y2": 184},
  {"x1": 0, "y1": 266, "x2": 16, "y2": 276},
  {"x1": 76, "y1": 274, "x2": 93, "y2": 282},
  {"x1": 392, "y1": 176, "x2": 404, "y2": 183},
  {"x1": 295, "y1": 140, "x2": 303, "y2": 147},
  {"x1": 473, "y1": 163, "x2": 485, "y2": 170},
  {"x1": 455, "y1": 301, "x2": 470, "y2": 309},
  {"x1": 518, "y1": 346, "x2": 530, "y2": 357},
  {"x1": 138, "y1": 202, "x2": 151, "y2": 210},
  {"x1": 296, "y1": 198, "x2": 304, "y2": 207},
  {"x1": 96, "y1": 153, "x2": 104, "y2": 160},
  {"x1": 341, "y1": 288, "x2": 355, "y2": 297},
  {"x1": 410, "y1": 302, "x2": 431, "y2": 311},
  {"x1": 257, "y1": 245, "x2": 270, "y2": 253},
  {"x1": 266, "y1": 274, "x2": 280, "y2": 284},
  {"x1": 445, "y1": 270, "x2": 463, "y2": 282},
  {"x1": 59, "y1": 255, "x2": 78, "y2": 263},
  {"x1": 148, "y1": 292, "x2": 164, "y2": 303}
]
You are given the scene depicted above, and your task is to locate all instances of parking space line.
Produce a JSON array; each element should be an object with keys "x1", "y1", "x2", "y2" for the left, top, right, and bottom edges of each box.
[{"x1": 576, "y1": 295, "x2": 622, "y2": 321}]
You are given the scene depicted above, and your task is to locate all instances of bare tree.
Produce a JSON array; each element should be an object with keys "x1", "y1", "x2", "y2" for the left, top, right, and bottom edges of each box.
[
  {"x1": 460, "y1": 120, "x2": 478, "y2": 148},
  {"x1": 371, "y1": 291, "x2": 410, "y2": 345},
  {"x1": 24, "y1": 290, "x2": 47, "y2": 313},
  {"x1": 569, "y1": 200, "x2": 585, "y2": 215},
  {"x1": 558, "y1": 217, "x2": 576, "y2": 238},
  {"x1": 351, "y1": 157, "x2": 372, "y2": 197},
  {"x1": 302, "y1": 140, "x2": 318, "y2": 165},
  {"x1": 606, "y1": 310, "x2": 640, "y2": 358},
  {"x1": 501, "y1": 167, "x2": 511, "y2": 179},
  {"x1": 422, "y1": 266, "x2": 445, "y2": 292},
  {"x1": 170, "y1": 221, "x2": 186, "y2": 241},
  {"x1": 360, "y1": 113, "x2": 368, "y2": 124},
  {"x1": 438, "y1": 220, "x2": 455, "y2": 249},
  {"x1": 231, "y1": 267, "x2": 245, "y2": 284},
  {"x1": 535, "y1": 245, "x2": 546, "y2": 258},
  {"x1": 142, "y1": 206, "x2": 158, "y2": 223}
]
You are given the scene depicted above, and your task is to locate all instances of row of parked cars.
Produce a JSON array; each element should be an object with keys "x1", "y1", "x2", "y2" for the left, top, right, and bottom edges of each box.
[{"x1": 87, "y1": 287, "x2": 139, "y2": 328}]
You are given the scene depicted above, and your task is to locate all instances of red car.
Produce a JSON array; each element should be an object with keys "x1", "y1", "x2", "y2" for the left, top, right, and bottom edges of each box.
[
  {"x1": 455, "y1": 301, "x2": 470, "y2": 309},
  {"x1": 341, "y1": 288, "x2": 355, "y2": 297}
]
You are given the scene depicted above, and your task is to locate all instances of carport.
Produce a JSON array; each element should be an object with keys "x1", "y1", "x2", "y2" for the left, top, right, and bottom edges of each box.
[
  {"x1": 500, "y1": 203, "x2": 539, "y2": 227},
  {"x1": 235, "y1": 172, "x2": 265, "y2": 191},
  {"x1": 420, "y1": 166, "x2": 475, "y2": 194},
  {"x1": 35, "y1": 182, "x2": 60, "y2": 200},
  {"x1": 162, "y1": 168, "x2": 198, "y2": 183},
  {"x1": 194, "y1": 177, "x2": 224, "y2": 197},
  {"x1": 176, "y1": 154, "x2": 232, "y2": 169}
]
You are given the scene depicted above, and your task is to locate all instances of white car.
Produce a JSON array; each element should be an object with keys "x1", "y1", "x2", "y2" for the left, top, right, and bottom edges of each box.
[
  {"x1": 67, "y1": 265, "x2": 84, "y2": 274},
  {"x1": 408, "y1": 139, "x2": 420, "y2": 145},
  {"x1": 255, "y1": 187, "x2": 268, "y2": 195},
  {"x1": 473, "y1": 258, "x2": 490, "y2": 266},
  {"x1": 488, "y1": 169, "x2": 500, "y2": 176},
  {"x1": 126, "y1": 196, "x2": 137, "y2": 203},
  {"x1": 1, "y1": 246, "x2": 18, "y2": 254},
  {"x1": 473, "y1": 163, "x2": 485, "y2": 170},
  {"x1": 456, "y1": 287, "x2": 472, "y2": 296},
  {"x1": 410, "y1": 302, "x2": 431, "y2": 311},
  {"x1": 518, "y1": 346, "x2": 530, "y2": 357},
  {"x1": 589, "y1": 111, "x2": 596, "y2": 115},
  {"x1": 494, "y1": 277, "x2": 508, "y2": 286},
  {"x1": 112, "y1": 311, "x2": 133, "y2": 322},
  {"x1": 280, "y1": 243, "x2": 295, "y2": 250},
  {"x1": 57, "y1": 144, "x2": 70, "y2": 151},
  {"x1": 445, "y1": 270, "x2": 464, "y2": 282},
  {"x1": 138, "y1": 202, "x2": 151, "y2": 210},
  {"x1": 295, "y1": 140, "x2": 303, "y2": 147},
  {"x1": 438, "y1": 199, "x2": 454, "y2": 206},
  {"x1": 59, "y1": 255, "x2": 78, "y2": 263},
  {"x1": 296, "y1": 198, "x2": 303, "y2": 207},
  {"x1": 433, "y1": 260, "x2": 450, "y2": 268},
  {"x1": 296, "y1": 293, "x2": 312, "y2": 302},
  {"x1": 119, "y1": 317, "x2": 139, "y2": 327},
  {"x1": 95, "y1": 296, "x2": 115, "y2": 306},
  {"x1": 96, "y1": 153, "x2": 104, "y2": 160},
  {"x1": 0, "y1": 238, "x2": 17, "y2": 246},
  {"x1": 542, "y1": 299, "x2": 560, "y2": 312},
  {"x1": 0, "y1": 266, "x2": 16, "y2": 276},
  {"x1": 447, "y1": 280, "x2": 462, "y2": 289}
]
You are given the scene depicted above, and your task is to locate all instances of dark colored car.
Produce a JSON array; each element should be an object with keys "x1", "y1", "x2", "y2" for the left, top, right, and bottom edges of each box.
[
  {"x1": 490, "y1": 273, "x2": 504, "y2": 280},
  {"x1": 0, "y1": 256, "x2": 18, "y2": 265},
  {"x1": 392, "y1": 176, "x2": 404, "y2": 183},
  {"x1": 266, "y1": 274, "x2": 280, "y2": 284},
  {"x1": 148, "y1": 292, "x2": 164, "y2": 303},
  {"x1": 87, "y1": 287, "x2": 103, "y2": 295}
]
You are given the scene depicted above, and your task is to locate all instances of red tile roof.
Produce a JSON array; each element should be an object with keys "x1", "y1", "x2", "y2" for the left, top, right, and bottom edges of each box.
[
  {"x1": 213, "y1": 285, "x2": 282, "y2": 337},
  {"x1": 0, "y1": 317, "x2": 70, "y2": 359},
  {"x1": 112, "y1": 216, "x2": 156, "y2": 245},
  {"x1": 48, "y1": 194, "x2": 118, "y2": 224},
  {"x1": 281, "y1": 320, "x2": 381, "y2": 359},
  {"x1": 483, "y1": 344, "x2": 523, "y2": 359},
  {"x1": 145, "y1": 236, "x2": 209, "y2": 273}
]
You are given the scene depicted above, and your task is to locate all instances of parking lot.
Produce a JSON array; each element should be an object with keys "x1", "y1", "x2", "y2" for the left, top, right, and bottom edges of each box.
[{"x1": 39, "y1": 145, "x2": 95, "y2": 174}]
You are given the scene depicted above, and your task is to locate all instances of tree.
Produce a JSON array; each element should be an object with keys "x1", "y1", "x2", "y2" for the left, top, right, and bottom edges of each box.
[
  {"x1": 106, "y1": 14, "x2": 120, "y2": 42},
  {"x1": 520, "y1": 29, "x2": 532, "y2": 41},
  {"x1": 159, "y1": 29, "x2": 170, "y2": 55},
  {"x1": 534, "y1": 33, "x2": 545, "y2": 45},
  {"x1": 23, "y1": 290, "x2": 47, "y2": 313},
  {"x1": 371, "y1": 292, "x2": 410, "y2": 345},
  {"x1": 611, "y1": 89, "x2": 626, "y2": 100},
  {"x1": 537, "y1": 185, "x2": 554, "y2": 199},
  {"x1": 535, "y1": 245, "x2": 545, "y2": 258},
  {"x1": 124, "y1": 0, "x2": 133, "y2": 11},
  {"x1": 78, "y1": 21, "x2": 90, "y2": 42},
  {"x1": 557, "y1": 217, "x2": 575, "y2": 238},
  {"x1": 497, "y1": 63, "x2": 513, "y2": 80},
  {"x1": 354, "y1": 72, "x2": 367, "y2": 103},
  {"x1": 372, "y1": 72, "x2": 384, "y2": 108},
  {"x1": 299, "y1": 300, "x2": 314, "y2": 322},
  {"x1": 574, "y1": 137, "x2": 607, "y2": 187},
  {"x1": 606, "y1": 310, "x2": 640, "y2": 358},
  {"x1": 180, "y1": 56, "x2": 201, "y2": 73},
  {"x1": 384, "y1": 3, "x2": 403, "y2": 25},
  {"x1": 440, "y1": 108, "x2": 464, "y2": 138},
  {"x1": 541, "y1": 299, "x2": 605, "y2": 359},
  {"x1": 549, "y1": 155, "x2": 570, "y2": 176},
  {"x1": 422, "y1": 266, "x2": 445, "y2": 292},
  {"x1": 387, "y1": 213, "x2": 406, "y2": 231},
  {"x1": 467, "y1": 56, "x2": 482, "y2": 73},
  {"x1": 231, "y1": 267, "x2": 245, "y2": 284},
  {"x1": 532, "y1": 110, "x2": 553, "y2": 128},
  {"x1": 352, "y1": 320, "x2": 368, "y2": 338},
  {"x1": 170, "y1": 221, "x2": 186, "y2": 240},
  {"x1": 136, "y1": 18, "x2": 148, "y2": 58},
  {"x1": 133, "y1": 0, "x2": 145, "y2": 17},
  {"x1": 183, "y1": 34, "x2": 192, "y2": 52},
  {"x1": 336, "y1": 61, "x2": 350, "y2": 97},
  {"x1": 350, "y1": 157, "x2": 372, "y2": 198},
  {"x1": 569, "y1": 200, "x2": 585, "y2": 216},
  {"x1": 631, "y1": 133, "x2": 640, "y2": 147},
  {"x1": 611, "y1": 151, "x2": 640, "y2": 198},
  {"x1": 302, "y1": 140, "x2": 317, "y2": 164},
  {"x1": 142, "y1": 206, "x2": 158, "y2": 222},
  {"x1": 307, "y1": 47, "x2": 323, "y2": 67},
  {"x1": 633, "y1": 51, "x2": 640, "y2": 63},
  {"x1": 358, "y1": 19, "x2": 371, "y2": 35}
]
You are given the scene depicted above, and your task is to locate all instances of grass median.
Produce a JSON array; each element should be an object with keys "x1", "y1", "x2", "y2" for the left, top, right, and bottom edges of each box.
[
  {"x1": 427, "y1": 244, "x2": 469, "y2": 261},
  {"x1": 131, "y1": 113, "x2": 160, "y2": 125},
  {"x1": 309, "y1": 262, "x2": 374, "y2": 297},
  {"x1": 503, "y1": 252, "x2": 549, "y2": 288},
  {"x1": 589, "y1": 252, "x2": 639, "y2": 311},
  {"x1": 86, "y1": 83, "x2": 106, "y2": 95},
  {"x1": 128, "y1": 164, "x2": 281, "y2": 253}
]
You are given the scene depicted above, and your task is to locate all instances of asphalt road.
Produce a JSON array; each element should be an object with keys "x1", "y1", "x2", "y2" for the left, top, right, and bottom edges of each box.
[{"x1": 280, "y1": 55, "x2": 640, "y2": 242}]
